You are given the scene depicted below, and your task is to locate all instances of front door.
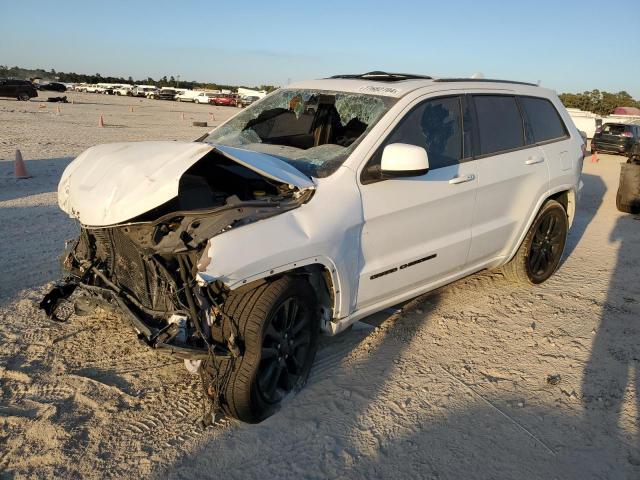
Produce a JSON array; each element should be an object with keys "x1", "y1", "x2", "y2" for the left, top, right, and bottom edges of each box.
[{"x1": 357, "y1": 95, "x2": 477, "y2": 309}]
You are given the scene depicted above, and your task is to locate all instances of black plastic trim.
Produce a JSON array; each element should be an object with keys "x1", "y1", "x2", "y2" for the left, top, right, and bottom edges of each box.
[
  {"x1": 330, "y1": 71, "x2": 432, "y2": 82},
  {"x1": 434, "y1": 78, "x2": 538, "y2": 87}
]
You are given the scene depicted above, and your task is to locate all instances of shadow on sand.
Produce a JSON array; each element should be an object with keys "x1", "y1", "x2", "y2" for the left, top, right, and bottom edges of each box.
[{"x1": 0, "y1": 157, "x2": 76, "y2": 303}]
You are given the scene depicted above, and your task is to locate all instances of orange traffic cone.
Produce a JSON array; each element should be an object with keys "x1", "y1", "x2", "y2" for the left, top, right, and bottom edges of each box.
[
  {"x1": 98, "y1": 114, "x2": 104, "y2": 127},
  {"x1": 129, "y1": 106, "x2": 134, "y2": 113},
  {"x1": 181, "y1": 112, "x2": 185, "y2": 120},
  {"x1": 56, "y1": 106, "x2": 61, "y2": 115},
  {"x1": 591, "y1": 152, "x2": 598, "y2": 163},
  {"x1": 14, "y1": 149, "x2": 31, "y2": 179},
  {"x1": 209, "y1": 112, "x2": 215, "y2": 122}
]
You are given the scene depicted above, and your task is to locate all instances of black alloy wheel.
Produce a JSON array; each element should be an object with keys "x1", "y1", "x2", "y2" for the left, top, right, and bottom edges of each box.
[
  {"x1": 257, "y1": 297, "x2": 312, "y2": 404},
  {"x1": 501, "y1": 199, "x2": 568, "y2": 285},
  {"x1": 527, "y1": 207, "x2": 567, "y2": 283}
]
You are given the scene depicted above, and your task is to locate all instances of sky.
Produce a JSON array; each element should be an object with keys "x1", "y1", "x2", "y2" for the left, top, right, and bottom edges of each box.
[{"x1": 1, "y1": 0, "x2": 639, "y2": 97}]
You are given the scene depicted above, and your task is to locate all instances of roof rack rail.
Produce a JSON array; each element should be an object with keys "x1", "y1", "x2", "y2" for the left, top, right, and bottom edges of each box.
[
  {"x1": 433, "y1": 78, "x2": 538, "y2": 87},
  {"x1": 329, "y1": 71, "x2": 432, "y2": 82}
]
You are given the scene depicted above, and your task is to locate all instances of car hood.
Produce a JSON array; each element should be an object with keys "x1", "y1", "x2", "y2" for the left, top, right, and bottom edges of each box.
[{"x1": 58, "y1": 141, "x2": 315, "y2": 226}]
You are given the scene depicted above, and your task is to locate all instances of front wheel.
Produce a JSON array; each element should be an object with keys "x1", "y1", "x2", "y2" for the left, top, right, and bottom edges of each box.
[
  {"x1": 501, "y1": 199, "x2": 568, "y2": 285},
  {"x1": 205, "y1": 275, "x2": 320, "y2": 423},
  {"x1": 17, "y1": 92, "x2": 30, "y2": 101}
]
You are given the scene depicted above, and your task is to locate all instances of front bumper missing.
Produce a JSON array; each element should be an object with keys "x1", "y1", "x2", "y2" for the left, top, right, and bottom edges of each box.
[{"x1": 40, "y1": 279, "x2": 229, "y2": 361}]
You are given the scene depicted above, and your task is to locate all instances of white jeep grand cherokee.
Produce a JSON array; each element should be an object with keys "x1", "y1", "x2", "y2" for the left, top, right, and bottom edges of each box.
[{"x1": 42, "y1": 72, "x2": 584, "y2": 423}]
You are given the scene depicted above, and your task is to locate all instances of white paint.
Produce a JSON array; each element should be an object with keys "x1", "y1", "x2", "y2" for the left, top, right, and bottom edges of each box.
[
  {"x1": 58, "y1": 141, "x2": 314, "y2": 226},
  {"x1": 58, "y1": 78, "x2": 583, "y2": 336},
  {"x1": 380, "y1": 143, "x2": 429, "y2": 172}
]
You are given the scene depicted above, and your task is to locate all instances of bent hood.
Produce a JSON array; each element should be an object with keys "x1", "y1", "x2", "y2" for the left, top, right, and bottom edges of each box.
[{"x1": 58, "y1": 141, "x2": 315, "y2": 226}]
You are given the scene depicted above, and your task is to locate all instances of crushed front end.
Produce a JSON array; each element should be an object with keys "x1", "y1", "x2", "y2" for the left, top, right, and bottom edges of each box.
[{"x1": 40, "y1": 140, "x2": 314, "y2": 423}]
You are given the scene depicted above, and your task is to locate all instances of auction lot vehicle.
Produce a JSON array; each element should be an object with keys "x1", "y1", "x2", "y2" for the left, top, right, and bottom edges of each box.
[
  {"x1": 0, "y1": 78, "x2": 38, "y2": 100},
  {"x1": 176, "y1": 90, "x2": 199, "y2": 102},
  {"x1": 115, "y1": 85, "x2": 133, "y2": 96},
  {"x1": 42, "y1": 72, "x2": 583, "y2": 423},
  {"x1": 238, "y1": 95, "x2": 260, "y2": 107},
  {"x1": 132, "y1": 85, "x2": 157, "y2": 97},
  {"x1": 155, "y1": 88, "x2": 178, "y2": 100},
  {"x1": 194, "y1": 91, "x2": 217, "y2": 104},
  {"x1": 37, "y1": 82, "x2": 67, "y2": 92},
  {"x1": 591, "y1": 123, "x2": 640, "y2": 155},
  {"x1": 211, "y1": 93, "x2": 237, "y2": 106}
]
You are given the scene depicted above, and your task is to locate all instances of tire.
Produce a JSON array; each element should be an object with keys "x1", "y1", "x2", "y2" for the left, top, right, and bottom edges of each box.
[
  {"x1": 17, "y1": 92, "x2": 30, "y2": 101},
  {"x1": 206, "y1": 275, "x2": 320, "y2": 423},
  {"x1": 501, "y1": 199, "x2": 568, "y2": 285},
  {"x1": 616, "y1": 163, "x2": 640, "y2": 214}
]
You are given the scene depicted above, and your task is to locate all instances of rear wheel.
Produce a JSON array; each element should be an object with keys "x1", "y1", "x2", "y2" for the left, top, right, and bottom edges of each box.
[
  {"x1": 206, "y1": 276, "x2": 320, "y2": 423},
  {"x1": 501, "y1": 199, "x2": 568, "y2": 285},
  {"x1": 17, "y1": 92, "x2": 30, "y2": 101}
]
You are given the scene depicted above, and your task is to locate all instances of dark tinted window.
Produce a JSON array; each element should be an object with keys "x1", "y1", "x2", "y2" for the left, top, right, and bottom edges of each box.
[
  {"x1": 602, "y1": 124, "x2": 627, "y2": 136},
  {"x1": 473, "y1": 96, "x2": 524, "y2": 155},
  {"x1": 384, "y1": 96, "x2": 464, "y2": 170},
  {"x1": 520, "y1": 97, "x2": 567, "y2": 142}
]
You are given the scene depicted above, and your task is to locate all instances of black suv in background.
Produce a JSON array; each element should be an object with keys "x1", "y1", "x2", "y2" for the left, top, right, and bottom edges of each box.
[
  {"x1": 0, "y1": 78, "x2": 38, "y2": 100},
  {"x1": 591, "y1": 123, "x2": 640, "y2": 155}
]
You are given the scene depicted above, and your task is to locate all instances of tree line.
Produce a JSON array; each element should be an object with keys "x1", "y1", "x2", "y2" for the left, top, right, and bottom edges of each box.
[
  {"x1": 558, "y1": 90, "x2": 640, "y2": 116},
  {"x1": 0, "y1": 65, "x2": 278, "y2": 93},
  {"x1": 2, "y1": 65, "x2": 637, "y2": 112}
]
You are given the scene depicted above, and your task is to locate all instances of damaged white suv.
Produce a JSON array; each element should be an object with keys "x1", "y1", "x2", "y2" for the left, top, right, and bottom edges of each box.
[{"x1": 42, "y1": 72, "x2": 583, "y2": 423}]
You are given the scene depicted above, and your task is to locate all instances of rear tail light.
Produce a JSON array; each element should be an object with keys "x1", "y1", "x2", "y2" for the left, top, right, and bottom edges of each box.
[
  {"x1": 623, "y1": 131, "x2": 632, "y2": 137},
  {"x1": 595, "y1": 127, "x2": 602, "y2": 134}
]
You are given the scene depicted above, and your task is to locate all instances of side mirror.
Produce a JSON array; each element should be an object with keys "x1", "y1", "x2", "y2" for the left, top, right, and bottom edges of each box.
[{"x1": 380, "y1": 143, "x2": 429, "y2": 177}]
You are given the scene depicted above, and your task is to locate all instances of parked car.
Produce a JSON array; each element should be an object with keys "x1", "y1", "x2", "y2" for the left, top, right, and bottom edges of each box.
[
  {"x1": 42, "y1": 72, "x2": 583, "y2": 424},
  {"x1": 85, "y1": 85, "x2": 99, "y2": 93},
  {"x1": 37, "y1": 82, "x2": 67, "y2": 92},
  {"x1": 193, "y1": 91, "x2": 216, "y2": 104},
  {"x1": 103, "y1": 85, "x2": 125, "y2": 95},
  {"x1": 175, "y1": 90, "x2": 199, "y2": 102},
  {"x1": 211, "y1": 93, "x2": 237, "y2": 106},
  {"x1": 155, "y1": 88, "x2": 178, "y2": 100},
  {"x1": 0, "y1": 78, "x2": 38, "y2": 100},
  {"x1": 115, "y1": 86, "x2": 133, "y2": 96},
  {"x1": 591, "y1": 123, "x2": 640, "y2": 155},
  {"x1": 131, "y1": 85, "x2": 157, "y2": 97},
  {"x1": 237, "y1": 95, "x2": 260, "y2": 107}
]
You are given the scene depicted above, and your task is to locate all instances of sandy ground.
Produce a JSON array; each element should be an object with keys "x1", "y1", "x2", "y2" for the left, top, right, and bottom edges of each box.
[{"x1": 0, "y1": 92, "x2": 639, "y2": 480}]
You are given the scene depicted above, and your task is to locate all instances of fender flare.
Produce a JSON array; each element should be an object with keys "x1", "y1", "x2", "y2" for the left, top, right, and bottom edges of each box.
[
  {"x1": 198, "y1": 254, "x2": 346, "y2": 319},
  {"x1": 504, "y1": 185, "x2": 577, "y2": 264}
]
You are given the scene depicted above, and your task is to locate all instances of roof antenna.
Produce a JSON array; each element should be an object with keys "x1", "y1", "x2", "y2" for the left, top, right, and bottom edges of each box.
[{"x1": 470, "y1": 72, "x2": 484, "y2": 79}]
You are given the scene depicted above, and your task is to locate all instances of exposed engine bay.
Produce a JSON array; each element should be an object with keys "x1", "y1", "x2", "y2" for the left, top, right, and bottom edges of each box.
[{"x1": 41, "y1": 148, "x2": 313, "y2": 423}]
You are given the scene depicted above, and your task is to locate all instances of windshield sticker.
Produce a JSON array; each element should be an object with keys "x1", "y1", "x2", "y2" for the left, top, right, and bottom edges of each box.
[{"x1": 358, "y1": 85, "x2": 401, "y2": 96}]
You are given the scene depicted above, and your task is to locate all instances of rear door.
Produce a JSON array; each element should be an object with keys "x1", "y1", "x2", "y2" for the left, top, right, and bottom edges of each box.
[
  {"x1": 466, "y1": 94, "x2": 549, "y2": 266},
  {"x1": 518, "y1": 96, "x2": 573, "y2": 194}
]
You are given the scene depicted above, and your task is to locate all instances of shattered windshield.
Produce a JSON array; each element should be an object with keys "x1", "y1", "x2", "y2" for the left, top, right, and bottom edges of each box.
[{"x1": 204, "y1": 89, "x2": 396, "y2": 177}]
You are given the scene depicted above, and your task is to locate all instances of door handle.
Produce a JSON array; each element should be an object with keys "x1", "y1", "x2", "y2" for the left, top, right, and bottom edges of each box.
[
  {"x1": 525, "y1": 156, "x2": 545, "y2": 165},
  {"x1": 449, "y1": 174, "x2": 475, "y2": 184}
]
